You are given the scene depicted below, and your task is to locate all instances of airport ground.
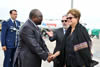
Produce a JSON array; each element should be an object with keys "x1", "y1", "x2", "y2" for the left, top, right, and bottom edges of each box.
[{"x1": 0, "y1": 37, "x2": 100, "y2": 67}]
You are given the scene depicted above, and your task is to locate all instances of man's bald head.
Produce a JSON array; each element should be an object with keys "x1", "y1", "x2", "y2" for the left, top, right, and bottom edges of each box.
[
  {"x1": 29, "y1": 9, "x2": 43, "y2": 25},
  {"x1": 29, "y1": 9, "x2": 42, "y2": 19}
]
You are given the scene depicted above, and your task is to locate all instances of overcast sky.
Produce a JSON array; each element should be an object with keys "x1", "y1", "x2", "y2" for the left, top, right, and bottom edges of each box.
[{"x1": 0, "y1": 0, "x2": 100, "y2": 28}]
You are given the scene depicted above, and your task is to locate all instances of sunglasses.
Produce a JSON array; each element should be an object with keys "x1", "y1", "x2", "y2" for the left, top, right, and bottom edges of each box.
[
  {"x1": 67, "y1": 17, "x2": 74, "y2": 20},
  {"x1": 61, "y1": 20, "x2": 67, "y2": 22}
]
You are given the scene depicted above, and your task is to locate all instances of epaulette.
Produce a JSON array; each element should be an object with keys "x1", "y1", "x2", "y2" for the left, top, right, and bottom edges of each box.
[
  {"x1": 6, "y1": 19, "x2": 10, "y2": 22},
  {"x1": 1, "y1": 20, "x2": 7, "y2": 23}
]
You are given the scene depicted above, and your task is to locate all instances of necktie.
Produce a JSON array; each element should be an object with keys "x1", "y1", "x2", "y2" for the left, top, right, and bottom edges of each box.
[{"x1": 14, "y1": 21, "x2": 16, "y2": 28}]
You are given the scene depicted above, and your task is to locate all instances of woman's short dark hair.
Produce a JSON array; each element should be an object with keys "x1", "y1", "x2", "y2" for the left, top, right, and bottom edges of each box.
[
  {"x1": 9, "y1": 9, "x2": 17, "y2": 14},
  {"x1": 67, "y1": 9, "x2": 81, "y2": 21}
]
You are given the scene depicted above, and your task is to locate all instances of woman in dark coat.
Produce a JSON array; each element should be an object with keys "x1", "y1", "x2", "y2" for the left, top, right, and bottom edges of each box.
[
  {"x1": 51, "y1": 9, "x2": 98, "y2": 67},
  {"x1": 62, "y1": 9, "x2": 98, "y2": 67}
]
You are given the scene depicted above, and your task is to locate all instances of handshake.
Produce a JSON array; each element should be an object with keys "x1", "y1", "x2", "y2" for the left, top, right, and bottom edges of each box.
[
  {"x1": 47, "y1": 51, "x2": 60, "y2": 63},
  {"x1": 47, "y1": 53, "x2": 56, "y2": 63}
]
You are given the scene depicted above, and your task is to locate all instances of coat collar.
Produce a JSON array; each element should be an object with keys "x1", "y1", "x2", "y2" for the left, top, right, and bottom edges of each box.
[
  {"x1": 28, "y1": 19, "x2": 39, "y2": 29},
  {"x1": 10, "y1": 18, "x2": 15, "y2": 23}
]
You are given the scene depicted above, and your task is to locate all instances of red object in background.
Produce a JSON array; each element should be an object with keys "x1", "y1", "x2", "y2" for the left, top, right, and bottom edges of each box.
[{"x1": 46, "y1": 23, "x2": 56, "y2": 27}]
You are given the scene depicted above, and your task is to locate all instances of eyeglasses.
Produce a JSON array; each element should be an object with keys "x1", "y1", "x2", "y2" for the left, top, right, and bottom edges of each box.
[
  {"x1": 66, "y1": 17, "x2": 74, "y2": 20},
  {"x1": 61, "y1": 20, "x2": 67, "y2": 22}
]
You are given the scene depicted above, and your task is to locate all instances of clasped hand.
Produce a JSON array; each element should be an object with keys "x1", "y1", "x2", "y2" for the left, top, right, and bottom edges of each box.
[{"x1": 47, "y1": 53, "x2": 56, "y2": 63}]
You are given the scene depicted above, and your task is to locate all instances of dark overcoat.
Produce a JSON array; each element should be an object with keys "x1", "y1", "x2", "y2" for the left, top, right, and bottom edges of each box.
[
  {"x1": 49, "y1": 28, "x2": 65, "y2": 67},
  {"x1": 13, "y1": 19, "x2": 49, "y2": 67}
]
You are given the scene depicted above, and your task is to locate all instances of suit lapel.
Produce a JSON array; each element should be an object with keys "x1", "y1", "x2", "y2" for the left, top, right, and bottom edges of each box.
[
  {"x1": 15, "y1": 21, "x2": 19, "y2": 28},
  {"x1": 28, "y1": 19, "x2": 43, "y2": 42},
  {"x1": 60, "y1": 28, "x2": 64, "y2": 35},
  {"x1": 28, "y1": 19, "x2": 40, "y2": 31},
  {"x1": 28, "y1": 19, "x2": 41, "y2": 35},
  {"x1": 9, "y1": 19, "x2": 20, "y2": 30},
  {"x1": 9, "y1": 19, "x2": 14, "y2": 26}
]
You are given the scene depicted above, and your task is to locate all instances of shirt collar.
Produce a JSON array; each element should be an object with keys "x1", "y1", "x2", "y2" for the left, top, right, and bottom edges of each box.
[
  {"x1": 29, "y1": 19, "x2": 37, "y2": 28},
  {"x1": 63, "y1": 28, "x2": 66, "y2": 31},
  {"x1": 63, "y1": 28, "x2": 66, "y2": 34},
  {"x1": 11, "y1": 18, "x2": 15, "y2": 23}
]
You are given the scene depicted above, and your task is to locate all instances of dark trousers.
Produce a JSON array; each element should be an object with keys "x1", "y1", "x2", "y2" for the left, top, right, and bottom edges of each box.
[
  {"x1": 3, "y1": 48, "x2": 16, "y2": 67},
  {"x1": 66, "y1": 65, "x2": 90, "y2": 67},
  {"x1": 66, "y1": 65, "x2": 84, "y2": 67},
  {"x1": 53, "y1": 60, "x2": 65, "y2": 67}
]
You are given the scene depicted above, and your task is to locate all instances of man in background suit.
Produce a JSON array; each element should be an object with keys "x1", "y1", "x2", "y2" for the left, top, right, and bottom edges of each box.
[
  {"x1": 46, "y1": 15, "x2": 69, "y2": 67},
  {"x1": 1, "y1": 9, "x2": 20, "y2": 67},
  {"x1": 13, "y1": 9, "x2": 53, "y2": 67}
]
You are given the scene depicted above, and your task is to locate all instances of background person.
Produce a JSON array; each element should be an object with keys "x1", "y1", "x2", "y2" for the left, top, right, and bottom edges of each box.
[
  {"x1": 1, "y1": 9, "x2": 20, "y2": 67},
  {"x1": 46, "y1": 15, "x2": 69, "y2": 67}
]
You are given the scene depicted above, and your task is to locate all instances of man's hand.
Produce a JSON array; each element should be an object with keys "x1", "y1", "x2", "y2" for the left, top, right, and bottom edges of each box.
[
  {"x1": 46, "y1": 31, "x2": 53, "y2": 37},
  {"x1": 47, "y1": 55, "x2": 54, "y2": 63},
  {"x1": 47, "y1": 53, "x2": 53, "y2": 62},
  {"x1": 47, "y1": 54, "x2": 57, "y2": 63},
  {"x1": 48, "y1": 53, "x2": 53, "y2": 56},
  {"x1": 2, "y1": 46, "x2": 7, "y2": 51}
]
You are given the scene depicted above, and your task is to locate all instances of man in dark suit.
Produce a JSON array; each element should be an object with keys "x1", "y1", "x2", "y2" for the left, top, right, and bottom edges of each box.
[
  {"x1": 13, "y1": 9, "x2": 52, "y2": 67},
  {"x1": 46, "y1": 15, "x2": 69, "y2": 67},
  {"x1": 1, "y1": 9, "x2": 20, "y2": 67}
]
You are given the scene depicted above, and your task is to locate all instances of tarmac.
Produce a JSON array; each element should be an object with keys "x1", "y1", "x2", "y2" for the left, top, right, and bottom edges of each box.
[{"x1": 0, "y1": 37, "x2": 100, "y2": 67}]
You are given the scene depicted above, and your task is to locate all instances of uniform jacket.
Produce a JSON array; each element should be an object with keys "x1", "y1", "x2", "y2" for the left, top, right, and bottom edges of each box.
[{"x1": 1, "y1": 19, "x2": 20, "y2": 48}]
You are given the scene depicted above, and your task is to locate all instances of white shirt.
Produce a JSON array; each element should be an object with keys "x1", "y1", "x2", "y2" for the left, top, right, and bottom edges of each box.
[
  {"x1": 11, "y1": 18, "x2": 16, "y2": 23},
  {"x1": 63, "y1": 28, "x2": 66, "y2": 34},
  {"x1": 11, "y1": 18, "x2": 17, "y2": 26}
]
